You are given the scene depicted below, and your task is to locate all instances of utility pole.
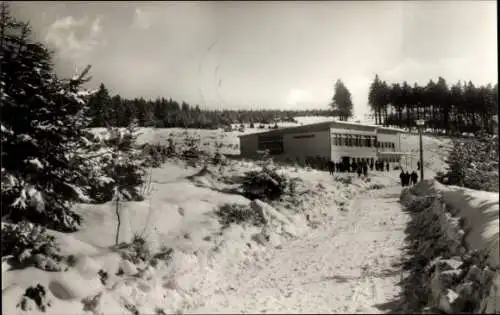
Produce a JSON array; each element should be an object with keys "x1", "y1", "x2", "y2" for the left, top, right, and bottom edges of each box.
[{"x1": 416, "y1": 119, "x2": 425, "y2": 181}]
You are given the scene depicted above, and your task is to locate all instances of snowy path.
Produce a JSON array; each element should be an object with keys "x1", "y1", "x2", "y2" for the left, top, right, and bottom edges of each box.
[{"x1": 190, "y1": 182, "x2": 410, "y2": 314}]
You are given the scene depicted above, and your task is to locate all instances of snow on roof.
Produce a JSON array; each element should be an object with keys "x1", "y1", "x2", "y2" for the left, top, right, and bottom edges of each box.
[{"x1": 238, "y1": 120, "x2": 406, "y2": 138}]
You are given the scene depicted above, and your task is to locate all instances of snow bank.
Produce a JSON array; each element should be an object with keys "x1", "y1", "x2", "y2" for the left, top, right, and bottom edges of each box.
[{"x1": 400, "y1": 180, "x2": 499, "y2": 313}]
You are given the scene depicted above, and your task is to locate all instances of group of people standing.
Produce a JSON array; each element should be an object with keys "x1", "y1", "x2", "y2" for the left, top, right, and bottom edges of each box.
[
  {"x1": 327, "y1": 159, "x2": 391, "y2": 177},
  {"x1": 400, "y1": 170, "x2": 419, "y2": 187}
]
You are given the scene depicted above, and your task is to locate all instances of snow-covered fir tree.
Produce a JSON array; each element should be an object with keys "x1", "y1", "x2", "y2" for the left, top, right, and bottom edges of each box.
[
  {"x1": 103, "y1": 120, "x2": 146, "y2": 203},
  {"x1": 1, "y1": 4, "x2": 101, "y2": 231}
]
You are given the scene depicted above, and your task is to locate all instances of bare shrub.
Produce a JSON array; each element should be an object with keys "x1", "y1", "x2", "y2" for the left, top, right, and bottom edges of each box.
[
  {"x1": 368, "y1": 183, "x2": 385, "y2": 190},
  {"x1": 141, "y1": 143, "x2": 170, "y2": 168},
  {"x1": 241, "y1": 166, "x2": 295, "y2": 201},
  {"x1": 119, "y1": 234, "x2": 152, "y2": 264},
  {"x1": 214, "y1": 203, "x2": 266, "y2": 229},
  {"x1": 334, "y1": 175, "x2": 352, "y2": 185},
  {"x1": 17, "y1": 284, "x2": 51, "y2": 312}
]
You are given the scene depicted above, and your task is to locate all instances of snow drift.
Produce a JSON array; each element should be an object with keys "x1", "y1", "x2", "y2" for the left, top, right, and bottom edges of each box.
[{"x1": 400, "y1": 179, "x2": 499, "y2": 313}]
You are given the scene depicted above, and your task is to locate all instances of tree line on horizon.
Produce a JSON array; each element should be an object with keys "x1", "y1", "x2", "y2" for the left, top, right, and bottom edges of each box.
[
  {"x1": 368, "y1": 74, "x2": 498, "y2": 134},
  {"x1": 88, "y1": 74, "x2": 497, "y2": 135},
  {"x1": 87, "y1": 83, "x2": 334, "y2": 129}
]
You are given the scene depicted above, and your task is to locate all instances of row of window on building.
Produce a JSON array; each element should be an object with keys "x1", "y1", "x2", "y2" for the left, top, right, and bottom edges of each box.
[
  {"x1": 256, "y1": 134, "x2": 397, "y2": 155},
  {"x1": 331, "y1": 134, "x2": 395, "y2": 149}
]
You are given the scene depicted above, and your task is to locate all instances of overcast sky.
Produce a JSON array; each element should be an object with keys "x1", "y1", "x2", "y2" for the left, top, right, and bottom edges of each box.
[{"x1": 10, "y1": 1, "x2": 498, "y2": 118}]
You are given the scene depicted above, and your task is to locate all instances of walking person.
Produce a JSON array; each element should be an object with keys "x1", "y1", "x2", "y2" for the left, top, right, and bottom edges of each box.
[
  {"x1": 404, "y1": 171, "x2": 411, "y2": 187},
  {"x1": 357, "y1": 166, "x2": 362, "y2": 178},
  {"x1": 328, "y1": 160, "x2": 334, "y2": 175},
  {"x1": 363, "y1": 163, "x2": 368, "y2": 177},
  {"x1": 411, "y1": 170, "x2": 418, "y2": 185},
  {"x1": 386, "y1": 162, "x2": 390, "y2": 172},
  {"x1": 399, "y1": 170, "x2": 405, "y2": 187},
  {"x1": 417, "y1": 161, "x2": 421, "y2": 171},
  {"x1": 370, "y1": 161, "x2": 374, "y2": 171}
]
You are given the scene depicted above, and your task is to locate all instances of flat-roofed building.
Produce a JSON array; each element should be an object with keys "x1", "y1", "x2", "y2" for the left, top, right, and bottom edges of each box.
[{"x1": 238, "y1": 120, "x2": 406, "y2": 166}]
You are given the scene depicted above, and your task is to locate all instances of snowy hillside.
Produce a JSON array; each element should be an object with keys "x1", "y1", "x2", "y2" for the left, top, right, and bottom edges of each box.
[
  {"x1": 3, "y1": 125, "x2": 396, "y2": 314},
  {"x1": 4, "y1": 124, "x2": 485, "y2": 315}
]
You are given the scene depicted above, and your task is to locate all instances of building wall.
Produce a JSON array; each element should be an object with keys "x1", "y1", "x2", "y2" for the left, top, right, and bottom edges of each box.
[
  {"x1": 376, "y1": 131, "x2": 401, "y2": 152},
  {"x1": 239, "y1": 134, "x2": 259, "y2": 158},
  {"x1": 282, "y1": 130, "x2": 331, "y2": 163},
  {"x1": 239, "y1": 123, "x2": 404, "y2": 164},
  {"x1": 376, "y1": 131, "x2": 402, "y2": 162},
  {"x1": 330, "y1": 127, "x2": 378, "y2": 162}
]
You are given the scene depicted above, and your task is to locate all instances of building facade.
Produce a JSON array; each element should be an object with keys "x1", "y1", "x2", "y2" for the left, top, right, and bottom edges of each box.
[{"x1": 239, "y1": 121, "x2": 405, "y2": 165}]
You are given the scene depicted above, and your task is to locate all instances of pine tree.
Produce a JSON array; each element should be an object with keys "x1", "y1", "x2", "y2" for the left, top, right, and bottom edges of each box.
[
  {"x1": 1, "y1": 4, "x2": 100, "y2": 231},
  {"x1": 87, "y1": 83, "x2": 111, "y2": 127},
  {"x1": 330, "y1": 79, "x2": 353, "y2": 121}
]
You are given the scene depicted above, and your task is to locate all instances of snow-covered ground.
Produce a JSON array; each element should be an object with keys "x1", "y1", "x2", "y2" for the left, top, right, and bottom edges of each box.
[
  {"x1": 400, "y1": 133, "x2": 452, "y2": 179},
  {"x1": 2, "y1": 124, "x2": 461, "y2": 314},
  {"x1": 190, "y1": 184, "x2": 408, "y2": 314}
]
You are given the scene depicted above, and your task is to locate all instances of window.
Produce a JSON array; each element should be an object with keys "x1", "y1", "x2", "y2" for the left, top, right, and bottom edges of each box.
[{"x1": 293, "y1": 134, "x2": 315, "y2": 139}]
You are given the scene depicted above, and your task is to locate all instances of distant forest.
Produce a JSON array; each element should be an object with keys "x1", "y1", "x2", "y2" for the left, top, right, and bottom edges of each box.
[
  {"x1": 368, "y1": 75, "x2": 498, "y2": 134},
  {"x1": 87, "y1": 77, "x2": 498, "y2": 135},
  {"x1": 87, "y1": 83, "x2": 333, "y2": 129}
]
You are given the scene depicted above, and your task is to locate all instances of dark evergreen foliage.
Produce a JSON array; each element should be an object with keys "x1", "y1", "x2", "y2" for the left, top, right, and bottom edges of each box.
[
  {"x1": 368, "y1": 74, "x2": 498, "y2": 134},
  {"x1": 1, "y1": 4, "x2": 100, "y2": 231},
  {"x1": 86, "y1": 83, "x2": 334, "y2": 129},
  {"x1": 330, "y1": 79, "x2": 354, "y2": 121}
]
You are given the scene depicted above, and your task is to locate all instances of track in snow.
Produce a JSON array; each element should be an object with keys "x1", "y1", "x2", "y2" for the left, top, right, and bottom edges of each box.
[{"x1": 189, "y1": 182, "x2": 410, "y2": 314}]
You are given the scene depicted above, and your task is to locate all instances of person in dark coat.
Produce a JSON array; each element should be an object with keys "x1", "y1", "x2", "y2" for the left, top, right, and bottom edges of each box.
[
  {"x1": 357, "y1": 166, "x2": 362, "y2": 178},
  {"x1": 370, "y1": 161, "x2": 374, "y2": 171},
  {"x1": 327, "y1": 161, "x2": 334, "y2": 175},
  {"x1": 386, "y1": 162, "x2": 390, "y2": 172},
  {"x1": 411, "y1": 171, "x2": 418, "y2": 185},
  {"x1": 399, "y1": 170, "x2": 405, "y2": 187},
  {"x1": 404, "y1": 171, "x2": 411, "y2": 186},
  {"x1": 363, "y1": 163, "x2": 368, "y2": 177},
  {"x1": 417, "y1": 161, "x2": 421, "y2": 171}
]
